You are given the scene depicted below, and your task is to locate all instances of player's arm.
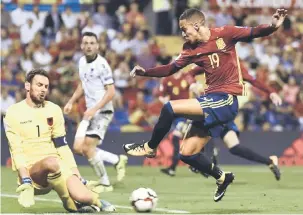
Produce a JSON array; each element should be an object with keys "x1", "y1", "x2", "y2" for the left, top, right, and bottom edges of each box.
[
  {"x1": 52, "y1": 105, "x2": 78, "y2": 173},
  {"x1": 131, "y1": 45, "x2": 192, "y2": 78},
  {"x1": 4, "y1": 108, "x2": 29, "y2": 178},
  {"x1": 4, "y1": 108, "x2": 35, "y2": 207},
  {"x1": 68, "y1": 81, "x2": 84, "y2": 104},
  {"x1": 64, "y1": 81, "x2": 84, "y2": 114},
  {"x1": 241, "y1": 62, "x2": 282, "y2": 106},
  {"x1": 226, "y1": 9, "x2": 287, "y2": 42}
]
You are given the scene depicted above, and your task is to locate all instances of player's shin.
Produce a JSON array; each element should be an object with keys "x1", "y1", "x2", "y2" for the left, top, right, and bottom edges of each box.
[
  {"x1": 223, "y1": 131, "x2": 272, "y2": 165},
  {"x1": 67, "y1": 175, "x2": 102, "y2": 208},
  {"x1": 47, "y1": 171, "x2": 78, "y2": 212},
  {"x1": 179, "y1": 153, "x2": 225, "y2": 182},
  {"x1": 148, "y1": 102, "x2": 176, "y2": 149},
  {"x1": 88, "y1": 154, "x2": 110, "y2": 186},
  {"x1": 229, "y1": 144, "x2": 272, "y2": 165}
]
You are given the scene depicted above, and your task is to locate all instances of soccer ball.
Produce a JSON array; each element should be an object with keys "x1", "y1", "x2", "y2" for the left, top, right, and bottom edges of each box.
[{"x1": 130, "y1": 188, "x2": 158, "y2": 212}]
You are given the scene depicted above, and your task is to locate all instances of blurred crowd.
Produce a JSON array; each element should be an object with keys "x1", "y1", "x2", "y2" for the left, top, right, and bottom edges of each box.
[{"x1": 1, "y1": 1, "x2": 302, "y2": 132}]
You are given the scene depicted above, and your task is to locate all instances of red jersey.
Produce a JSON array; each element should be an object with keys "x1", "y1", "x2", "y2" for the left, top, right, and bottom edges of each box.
[
  {"x1": 174, "y1": 26, "x2": 256, "y2": 96},
  {"x1": 159, "y1": 73, "x2": 195, "y2": 100},
  {"x1": 188, "y1": 61, "x2": 275, "y2": 96}
]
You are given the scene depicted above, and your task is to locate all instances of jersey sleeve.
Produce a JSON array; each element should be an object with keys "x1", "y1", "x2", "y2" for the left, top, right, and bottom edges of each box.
[
  {"x1": 224, "y1": 26, "x2": 252, "y2": 42},
  {"x1": 52, "y1": 105, "x2": 66, "y2": 139},
  {"x1": 100, "y1": 59, "x2": 114, "y2": 85},
  {"x1": 224, "y1": 25, "x2": 277, "y2": 43},
  {"x1": 4, "y1": 108, "x2": 26, "y2": 170},
  {"x1": 173, "y1": 44, "x2": 192, "y2": 69}
]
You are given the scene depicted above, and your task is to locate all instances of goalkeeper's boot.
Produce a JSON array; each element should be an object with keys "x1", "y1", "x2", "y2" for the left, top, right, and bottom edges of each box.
[
  {"x1": 214, "y1": 172, "x2": 235, "y2": 202},
  {"x1": 115, "y1": 155, "x2": 128, "y2": 182},
  {"x1": 123, "y1": 142, "x2": 156, "y2": 158},
  {"x1": 269, "y1": 155, "x2": 281, "y2": 181},
  {"x1": 86, "y1": 181, "x2": 113, "y2": 194},
  {"x1": 77, "y1": 200, "x2": 116, "y2": 213}
]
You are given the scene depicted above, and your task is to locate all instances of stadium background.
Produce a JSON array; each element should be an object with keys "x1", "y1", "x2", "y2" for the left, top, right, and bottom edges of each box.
[{"x1": 1, "y1": 0, "x2": 302, "y2": 167}]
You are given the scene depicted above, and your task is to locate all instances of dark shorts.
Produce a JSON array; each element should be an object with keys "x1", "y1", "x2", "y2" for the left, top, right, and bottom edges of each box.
[{"x1": 192, "y1": 93, "x2": 239, "y2": 138}]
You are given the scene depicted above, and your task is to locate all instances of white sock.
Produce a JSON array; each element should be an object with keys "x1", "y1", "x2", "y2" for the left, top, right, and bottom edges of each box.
[
  {"x1": 75, "y1": 120, "x2": 90, "y2": 138},
  {"x1": 96, "y1": 148, "x2": 119, "y2": 165},
  {"x1": 88, "y1": 154, "x2": 110, "y2": 186}
]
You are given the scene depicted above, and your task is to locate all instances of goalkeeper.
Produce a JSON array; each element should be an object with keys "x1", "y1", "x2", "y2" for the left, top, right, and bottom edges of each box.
[{"x1": 4, "y1": 68, "x2": 115, "y2": 212}]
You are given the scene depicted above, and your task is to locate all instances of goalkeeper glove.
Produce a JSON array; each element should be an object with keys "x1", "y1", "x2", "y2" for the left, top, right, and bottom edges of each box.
[{"x1": 16, "y1": 177, "x2": 35, "y2": 208}]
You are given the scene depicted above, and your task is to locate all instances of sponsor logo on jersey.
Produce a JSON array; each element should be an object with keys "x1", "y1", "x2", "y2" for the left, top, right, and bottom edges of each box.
[
  {"x1": 47, "y1": 117, "x2": 53, "y2": 126},
  {"x1": 216, "y1": 38, "x2": 226, "y2": 50}
]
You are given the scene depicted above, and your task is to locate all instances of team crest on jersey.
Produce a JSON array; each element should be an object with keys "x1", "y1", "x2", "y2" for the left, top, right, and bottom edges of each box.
[
  {"x1": 47, "y1": 117, "x2": 53, "y2": 126},
  {"x1": 216, "y1": 38, "x2": 226, "y2": 50},
  {"x1": 168, "y1": 81, "x2": 172, "y2": 87}
]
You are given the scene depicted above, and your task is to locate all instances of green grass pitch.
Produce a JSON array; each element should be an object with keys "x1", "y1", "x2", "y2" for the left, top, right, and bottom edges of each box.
[{"x1": 1, "y1": 166, "x2": 303, "y2": 214}]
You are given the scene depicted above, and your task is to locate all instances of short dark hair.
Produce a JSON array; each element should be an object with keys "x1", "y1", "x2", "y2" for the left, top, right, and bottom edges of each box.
[
  {"x1": 26, "y1": 68, "x2": 49, "y2": 83},
  {"x1": 82, "y1": 32, "x2": 98, "y2": 42},
  {"x1": 179, "y1": 8, "x2": 205, "y2": 23}
]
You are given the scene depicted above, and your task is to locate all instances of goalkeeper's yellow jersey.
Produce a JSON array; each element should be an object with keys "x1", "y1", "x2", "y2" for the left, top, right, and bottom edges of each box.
[{"x1": 4, "y1": 100, "x2": 66, "y2": 171}]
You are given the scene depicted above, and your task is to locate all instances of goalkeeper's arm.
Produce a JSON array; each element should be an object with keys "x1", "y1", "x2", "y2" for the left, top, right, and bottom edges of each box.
[
  {"x1": 53, "y1": 137, "x2": 79, "y2": 175},
  {"x1": 52, "y1": 104, "x2": 80, "y2": 176},
  {"x1": 4, "y1": 108, "x2": 34, "y2": 207},
  {"x1": 53, "y1": 138, "x2": 89, "y2": 184}
]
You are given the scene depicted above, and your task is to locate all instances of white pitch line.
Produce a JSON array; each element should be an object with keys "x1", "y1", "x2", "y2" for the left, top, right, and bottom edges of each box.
[{"x1": 1, "y1": 193, "x2": 190, "y2": 214}]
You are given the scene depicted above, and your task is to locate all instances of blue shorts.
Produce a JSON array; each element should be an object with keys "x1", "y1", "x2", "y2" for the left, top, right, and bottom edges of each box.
[
  {"x1": 220, "y1": 121, "x2": 240, "y2": 138},
  {"x1": 194, "y1": 93, "x2": 239, "y2": 138}
]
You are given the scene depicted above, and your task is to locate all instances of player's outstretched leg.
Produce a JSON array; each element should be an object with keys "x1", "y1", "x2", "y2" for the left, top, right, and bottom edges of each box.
[
  {"x1": 95, "y1": 148, "x2": 128, "y2": 181},
  {"x1": 223, "y1": 130, "x2": 281, "y2": 180},
  {"x1": 66, "y1": 175, "x2": 116, "y2": 212},
  {"x1": 84, "y1": 137, "x2": 113, "y2": 192},
  {"x1": 189, "y1": 141, "x2": 218, "y2": 178},
  {"x1": 123, "y1": 99, "x2": 203, "y2": 157},
  {"x1": 179, "y1": 135, "x2": 234, "y2": 202},
  {"x1": 30, "y1": 157, "x2": 78, "y2": 212}
]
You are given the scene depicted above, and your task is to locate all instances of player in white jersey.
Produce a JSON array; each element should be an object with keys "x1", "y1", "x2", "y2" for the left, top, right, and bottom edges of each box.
[{"x1": 64, "y1": 32, "x2": 128, "y2": 192}]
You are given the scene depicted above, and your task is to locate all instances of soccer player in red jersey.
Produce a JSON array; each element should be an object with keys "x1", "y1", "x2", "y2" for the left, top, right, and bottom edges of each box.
[
  {"x1": 188, "y1": 62, "x2": 282, "y2": 180},
  {"x1": 158, "y1": 70, "x2": 199, "y2": 176},
  {"x1": 124, "y1": 8, "x2": 287, "y2": 201}
]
